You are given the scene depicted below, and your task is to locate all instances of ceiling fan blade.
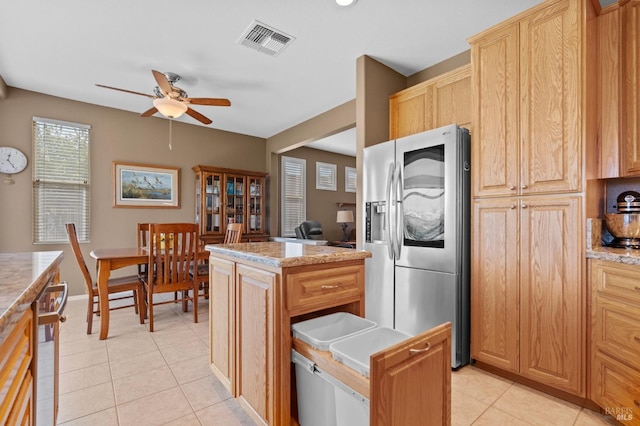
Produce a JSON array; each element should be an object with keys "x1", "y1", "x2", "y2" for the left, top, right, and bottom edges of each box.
[
  {"x1": 140, "y1": 107, "x2": 158, "y2": 117},
  {"x1": 185, "y1": 97, "x2": 231, "y2": 107},
  {"x1": 152, "y1": 70, "x2": 172, "y2": 96},
  {"x1": 185, "y1": 107, "x2": 212, "y2": 125},
  {"x1": 95, "y1": 84, "x2": 155, "y2": 98}
]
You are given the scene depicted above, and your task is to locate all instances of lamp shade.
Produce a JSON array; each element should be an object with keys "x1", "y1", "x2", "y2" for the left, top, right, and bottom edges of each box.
[
  {"x1": 153, "y1": 97, "x2": 187, "y2": 119},
  {"x1": 336, "y1": 210, "x2": 354, "y2": 223}
]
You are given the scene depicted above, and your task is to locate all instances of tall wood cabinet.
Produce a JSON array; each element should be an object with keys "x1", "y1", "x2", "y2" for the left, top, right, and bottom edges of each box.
[
  {"x1": 193, "y1": 165, "x2": 268, "y2": 244},
  {"x1": 468, "y1": 0, "x2": 597, "y2": 397},
  {"x1": 622, "y1": 0, "x2": 640, "y2": 175},
  {"x1": 389, "y1": 64, "x2": 471, "y2": 139}
]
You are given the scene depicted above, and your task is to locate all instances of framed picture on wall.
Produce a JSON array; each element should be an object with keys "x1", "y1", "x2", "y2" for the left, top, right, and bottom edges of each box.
[{"x1": 112, "y1": 161, "x2": 180, "y2": 208}]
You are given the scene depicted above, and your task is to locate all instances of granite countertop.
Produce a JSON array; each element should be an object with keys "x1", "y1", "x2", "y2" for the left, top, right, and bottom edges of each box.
[
  {"x1": 586, "y1": 219, "x2": 640, "y2": 265},
  {"x1": 205, "y1": 241, "x2": 371, "y2": 268},
  {"x1": 0, "y1": 251, "x2": 64, "y2": 341}
]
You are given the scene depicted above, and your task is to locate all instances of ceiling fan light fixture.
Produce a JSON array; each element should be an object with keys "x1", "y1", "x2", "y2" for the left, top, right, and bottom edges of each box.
[
  {"x1": 335, "y1": 0, "x2": 357, "y2": 6},
  {"x1": 153, "y1": 97, "x2": 187, "y2": 119}
]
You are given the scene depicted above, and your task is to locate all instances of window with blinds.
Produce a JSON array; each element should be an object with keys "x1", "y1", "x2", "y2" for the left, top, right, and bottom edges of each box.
[
  {"x1": 316, "y1": 161, "x2": 336, "y2": 191},
  {"x1": 345, "y1": 166, "x2": 357, "y2": 193},
  {"x1": 281, "y1": 156, "x2": 306, "y2": 237},
  {"x1": 33, "y1": 117, "x2": 91, "y2": 244}
]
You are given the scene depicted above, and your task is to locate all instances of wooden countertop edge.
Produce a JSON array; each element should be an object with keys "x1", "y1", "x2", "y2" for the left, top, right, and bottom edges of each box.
[{"x1": 0, "y1": 251, "x2": 64, "y2": 341}]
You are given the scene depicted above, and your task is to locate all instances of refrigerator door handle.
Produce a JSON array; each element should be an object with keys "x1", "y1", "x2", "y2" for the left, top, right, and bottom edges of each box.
[
  {"x1": 394, "y1": 161, "x2": 403, "y2": 259},
  {"x1": 385, "y1": 162, "x2": 395, "y2": 260}
]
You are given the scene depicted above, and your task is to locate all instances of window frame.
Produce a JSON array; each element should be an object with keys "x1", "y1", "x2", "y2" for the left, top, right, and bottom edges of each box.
[
  {"x1": 316, "y1": 161, "x2": 337, "y2": 191},
  {"x1": 32, "y1": 116, "x2": 91, "y2": 244},
  {"x1": 345, "y1": 166, "x2": 357, "y2": 193},
  {"x1": 281, "y1": 156, "x2": 306, "y2": 237}
]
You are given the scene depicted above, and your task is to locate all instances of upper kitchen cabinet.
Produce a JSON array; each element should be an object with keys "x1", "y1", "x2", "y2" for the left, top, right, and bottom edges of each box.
[
  {"x1": 470, "y1": 0, "x2": 589, "y2": 198},
  {"x1": 622, "y1": 1, "x2": 640, "y2": 176},
  {"x1": 193, "y1": 165, "x2": 268, "y2": 244},
  {"x1": 389, "y1": 65, "x2": 471, "y2": 139}
]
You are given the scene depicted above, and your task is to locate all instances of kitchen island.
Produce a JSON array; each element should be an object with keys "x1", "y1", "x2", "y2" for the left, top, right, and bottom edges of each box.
[
  {"x1": 0, "y1": 251, "x2": 65, "y2": 425},
  {"x1": 206, "y1": 242, "x2": 371, "y2": 426}
]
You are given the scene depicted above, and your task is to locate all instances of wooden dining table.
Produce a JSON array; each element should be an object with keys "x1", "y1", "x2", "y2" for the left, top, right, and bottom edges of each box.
[{"x1": 90, "y1": 247, "x2": 147, "y2": 340}]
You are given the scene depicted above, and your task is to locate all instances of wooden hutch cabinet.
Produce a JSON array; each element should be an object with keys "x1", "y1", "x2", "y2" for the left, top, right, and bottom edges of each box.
[{"x1": 193, "y1": 165, "x2": 268, "y2": 244}]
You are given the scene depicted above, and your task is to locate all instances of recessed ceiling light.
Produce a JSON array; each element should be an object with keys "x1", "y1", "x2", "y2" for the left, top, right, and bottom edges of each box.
[{"x1": 335, "y1": 0, "x2": 357, "y2": 6}]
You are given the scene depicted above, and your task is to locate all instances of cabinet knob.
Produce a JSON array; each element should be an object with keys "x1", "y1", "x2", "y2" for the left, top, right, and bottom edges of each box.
[
  {"x1": 635, "y1": 400, "x2": 640, "y2": 408},
  {"x1": 635, "y1": 336, "x2": 640, "y2": 343},
  {"x1": 635, "y1": 286, "x2": 640, "y2": 291},
  {"x1": 509, "y1": 204, "x2": 516, "y2": 210},
  {"x1": 521, "y1": 203, "x2": 528, "y2": 209},
  {"x1": 521, "y1": 184, "x2": 528, "y2": 189},
  {"x1": 509, "y1": 185, "x2": 516, "y2": 190}
]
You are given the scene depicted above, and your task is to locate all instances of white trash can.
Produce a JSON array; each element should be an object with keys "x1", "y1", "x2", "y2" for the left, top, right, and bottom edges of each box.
[{"x1": 291, "y1": 313, "x2": 376, "y2": 426}]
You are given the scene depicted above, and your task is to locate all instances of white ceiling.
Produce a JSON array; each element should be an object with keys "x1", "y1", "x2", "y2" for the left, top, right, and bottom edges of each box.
[{"x1": 1, "y1": 0, "x2": 549, "y2": 144}]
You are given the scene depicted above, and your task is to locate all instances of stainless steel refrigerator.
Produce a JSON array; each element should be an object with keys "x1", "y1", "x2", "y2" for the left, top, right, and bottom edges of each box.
[{"x1": 363, "y1": 124, "x2": 470, "y2": 369}]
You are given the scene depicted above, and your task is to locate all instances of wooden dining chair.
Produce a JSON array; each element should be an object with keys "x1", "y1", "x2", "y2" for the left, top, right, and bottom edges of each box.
[
  {"x1": 136, "y1": 223, "x2": 150, "y2": 279},
  {"x1": 142, "y1": 223, "x2": 199, "y2": 332},
  {"x1": 65, "y1": 223, "x2": 145, "y2": 334},
  {"x1": 224, "y1": 222, "x2": 243, "y2": 244}
]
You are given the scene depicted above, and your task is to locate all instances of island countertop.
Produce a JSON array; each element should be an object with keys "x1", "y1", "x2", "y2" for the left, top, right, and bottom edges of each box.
[
  {"x1": 205, "y1": 241, "x2": 371, "y2": 268},
  {"x1": 0, "y1": 251, "x2": 64, "y2": 341}
]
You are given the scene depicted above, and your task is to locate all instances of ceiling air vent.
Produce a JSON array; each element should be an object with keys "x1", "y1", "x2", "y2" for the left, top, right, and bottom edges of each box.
[{"x1": 237, "y1": 20, "x2": 295, "y2": 57}]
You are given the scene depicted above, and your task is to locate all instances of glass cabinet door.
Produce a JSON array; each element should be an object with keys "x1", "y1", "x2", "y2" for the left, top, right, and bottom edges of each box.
[
  {"x1": 225, "y1": 175, "x2": 245, "y2": 229},
  {"x1": 247, "y1": 177, "x2": 265, "y2": 233},
  {"x1": 204, "y1": 172, "x2": 223, "y2": 235}
]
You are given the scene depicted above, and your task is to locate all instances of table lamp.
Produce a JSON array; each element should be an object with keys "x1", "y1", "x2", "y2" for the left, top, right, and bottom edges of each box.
[{"x1": 336, "y1": 210, "x2": 354, "y2": 241}]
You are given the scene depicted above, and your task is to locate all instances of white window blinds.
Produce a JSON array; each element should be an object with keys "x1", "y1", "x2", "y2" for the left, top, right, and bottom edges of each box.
[
  {"x1": 316, "y1": 161, "x2": 336, "y2": 191},
  {"x1": 33, "y1": 117, "x2": 91, "y2": 244},
  {"x1": 281, "y1": 156, "x2": 306, "y2": 237},
  {"x1": 345, "y1": 166, "x2": 357, "y2": 193}
]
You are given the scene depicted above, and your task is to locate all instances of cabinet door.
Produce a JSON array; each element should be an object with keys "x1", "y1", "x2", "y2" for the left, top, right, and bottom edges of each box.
[
  {"x1": 370, "y1": 322, "x2": 451, "y2": 426},
  {"x1": 519, "y1": 196, "x2": 583, "y2": 396},
  {"x1": 198, "y1": 171, "x2": 223, "y2": 238},
  {"x1": 247, "y1": 176, "x2": 265, "y2": 234},
  {"x1": 236, "y1": 264, "x2": 278, "y2": 425},
  {"x1": 209, "y1": 257, "x2": 236, "y2": 395},
  {"x1": 389, "y1": 83, "x2": 433, "y2": 139},
  {"x1": 622, "y1": 1, "x2": 640, "y2": 175},
  {"x1": 432, "y1": 65, "x2": 472, "y2": 131},
  {"x1": 471, "y1": 199, "x2": 519, "y2": 372},
  {"x1": 224, "y1": 174, "x2": 246, "y2": 230},
  {"x1": 519, "y1": 0, "x2": 581, "y2": 194},
  {"x1": 470, "y1": 23, "x2": 519, "y2": 198}
]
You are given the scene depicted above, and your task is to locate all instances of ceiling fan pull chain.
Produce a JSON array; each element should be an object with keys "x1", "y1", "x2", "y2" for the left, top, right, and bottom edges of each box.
[{"x1": 169, "y1": 118, "x2": 173, "y2": 150}]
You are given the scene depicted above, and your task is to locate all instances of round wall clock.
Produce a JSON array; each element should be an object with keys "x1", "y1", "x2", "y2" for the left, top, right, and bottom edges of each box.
[{"x1": 0, "y1": 146, "x2": 28, "y2": 174}]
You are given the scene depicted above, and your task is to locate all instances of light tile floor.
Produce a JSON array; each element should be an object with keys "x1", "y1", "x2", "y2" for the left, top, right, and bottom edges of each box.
[{"x1": 58, "y1": 296, "x2": 619, "y2": 425}]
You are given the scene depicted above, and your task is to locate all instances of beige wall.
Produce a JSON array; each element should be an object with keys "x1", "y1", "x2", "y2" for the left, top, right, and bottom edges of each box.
[
  {"x1": 280, "y1": 146, "x2": 356, "y2": 241},
  {"x1": 0, "y1": 88, "x2": 266, "y2": 295}
]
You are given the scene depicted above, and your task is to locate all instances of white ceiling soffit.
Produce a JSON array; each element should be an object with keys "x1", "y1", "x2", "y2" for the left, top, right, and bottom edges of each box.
[
  {"x1": 237, "y1": 20, "x2": 295, "y2": 57},
  {"x1": 306, "y1": 127, "x2": 356, "y2": 157}
]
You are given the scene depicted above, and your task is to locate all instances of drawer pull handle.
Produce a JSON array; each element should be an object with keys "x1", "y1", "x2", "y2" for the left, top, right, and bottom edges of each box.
[
  {"x1": 321, "y1": 284, "x2": 340, "y2": 289},
  {"x1": 409, "y1": 342, "x2": 431, "y2": 354}
]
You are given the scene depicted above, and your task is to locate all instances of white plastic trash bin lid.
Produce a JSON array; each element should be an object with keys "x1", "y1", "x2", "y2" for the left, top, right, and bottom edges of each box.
[
  {"x1": 291, "y1": 312, "x2": 377, "y2": 351},
  {"x1": 329, "y1": 327, "x2": 411, "y2": 378}
]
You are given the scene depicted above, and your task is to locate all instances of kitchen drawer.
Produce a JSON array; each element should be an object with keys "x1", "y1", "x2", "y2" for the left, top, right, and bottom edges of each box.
[
  {"x1": 591, "y1": 351, "x2": 640, "y2": 424},
  {"x1": 593, "y1": 296, "x2": 640, "y2": 370},
  {"x1": 591, "y1": 260, "x2": 640, "y2": 305},
  {"x1": 286, "y1": 264, "x2": 364, "y2": 314}
]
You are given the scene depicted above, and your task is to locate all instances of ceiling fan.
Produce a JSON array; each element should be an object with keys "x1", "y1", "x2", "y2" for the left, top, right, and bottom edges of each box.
[{"x1": 96, "y1": 70, "x2": 231, "y2": 125}]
